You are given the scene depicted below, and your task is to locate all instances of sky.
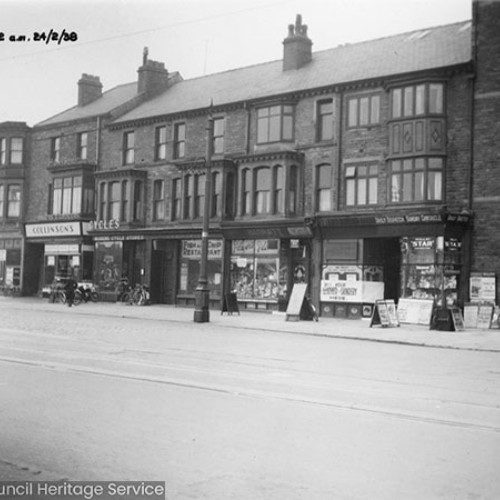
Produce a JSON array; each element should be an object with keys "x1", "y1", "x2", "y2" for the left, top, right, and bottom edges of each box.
[{"x1": 0, "y1": 0, "x2": 472, "y2": 127}]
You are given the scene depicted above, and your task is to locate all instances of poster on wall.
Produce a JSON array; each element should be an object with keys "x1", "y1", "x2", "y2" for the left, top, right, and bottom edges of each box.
[
  {"x1": 320, "y1": 280, "x2": 384, "y2": 303},
  {"x1": 470, "y1": 273, "x2": 496, "y2": 302}
]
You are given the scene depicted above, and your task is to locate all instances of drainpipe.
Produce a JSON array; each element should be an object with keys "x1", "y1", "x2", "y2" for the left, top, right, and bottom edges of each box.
[{"x1": 336, "y1": 89, "x2": 344, "y2": 211}]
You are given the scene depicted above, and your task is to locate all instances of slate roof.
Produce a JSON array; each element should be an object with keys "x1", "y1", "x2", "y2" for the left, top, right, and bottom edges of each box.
[
  {"x1": 113, "y1": 21, "x2": 472, "y2": 124},
  {"x1": 35, "y1": 82, "x2": 138, "y2": 127}
]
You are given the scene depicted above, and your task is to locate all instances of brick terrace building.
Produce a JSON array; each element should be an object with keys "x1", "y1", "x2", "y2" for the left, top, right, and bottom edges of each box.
[{"x1": 15, "y1": 0, "x2": 500, "y2": 318}]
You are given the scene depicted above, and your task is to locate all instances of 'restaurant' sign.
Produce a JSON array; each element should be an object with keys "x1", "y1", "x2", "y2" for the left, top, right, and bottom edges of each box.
[{"x1": 25, "y1": 222, "x2": 82, "y2": 238}]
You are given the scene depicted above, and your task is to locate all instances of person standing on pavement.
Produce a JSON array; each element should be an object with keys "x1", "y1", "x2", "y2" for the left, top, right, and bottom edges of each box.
[{"x1": 64, "y1": 270, "x2": 78, "y2": 307}]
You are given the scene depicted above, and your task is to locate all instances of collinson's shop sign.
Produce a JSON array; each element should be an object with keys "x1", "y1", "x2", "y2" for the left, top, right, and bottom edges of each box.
[{"x1": 25, "y1": 222, "x2": 82, "y2": 238}]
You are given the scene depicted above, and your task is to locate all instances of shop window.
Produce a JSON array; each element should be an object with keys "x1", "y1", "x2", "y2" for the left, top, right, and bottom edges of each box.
[
  {"x1": 231, "y1": 239, "x2": 284, "y2": 300},
  {"x1": 179, "y1": 239, "x2": 222, "y2": 298},
  {"x1": 390, "y1": 158, "x2": 443, "y2": 203},
  {"x1": 254, "y1": 167, "x2": 271, "y2": 214},
  {"x1": 173, "y1": 123, "x2": 186, "y2": 159},
  {"x1": 213, "y1": 118, "x2": 224, "y2": 154},
  {"x1": 123, "y1": 131, "x2": 135, "y2": 165},
  {"x1": 50, "y1": 137, "x2": 60, "y2": 163},
  {"x1": 391, "y1": 83, "x2": 444, "y2": 119},
  {"x1": 194, "y1": 174, "x2": 205, "y2": 219},
  {"x1": 257, "y1": 105, "x2": 294, "y2": 144},
  {"x1": 400, "y1": 236, "x2": 459, "y2": 307},
  {"x1": 345, "y1": 165, "x2": 378, "y2": 206},
  {"x1": 317, "y1": 99, "x2": 334, "y2": 141},
  {"x1": 316, "y1": 164, "x2": 332, "y2": 212},
  {"x1": 347, "y1": 94, "x2": 380, "y2": 128},
  {"x1": 172, "y1": 178, "x2": 181, "y2": 220},
  {"x1": 211, "y1": 171, "x2": 221, "y2": 217},
  {"x1": 77, "y1": 132, "x2": 88, "y2": 161},
  {"x1": 155, "y1": 126, "x2": 167, "y2": 161}
]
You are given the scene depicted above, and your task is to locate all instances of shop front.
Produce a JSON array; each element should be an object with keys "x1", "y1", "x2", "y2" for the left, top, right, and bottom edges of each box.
[
  {"x1": 92, "y1": 235, "x2": 146, "y2": 301},
  {"x1": 149, "y1": 232, "x2": 223, "y2": 307},
  {"x1": 24, "y1": 221, "x2": 94, "y2": 296},
  {"x1": 222, "y1": 220, "x2": 313, "y2": 311},
  {"x1": 316, "y1": 209, "x2": 471, "y2": 319}
]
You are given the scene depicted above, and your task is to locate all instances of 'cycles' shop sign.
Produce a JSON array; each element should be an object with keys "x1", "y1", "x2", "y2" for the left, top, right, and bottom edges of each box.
[{"x1": 25, "y1": 222, "x2": 82, "y2": 238}]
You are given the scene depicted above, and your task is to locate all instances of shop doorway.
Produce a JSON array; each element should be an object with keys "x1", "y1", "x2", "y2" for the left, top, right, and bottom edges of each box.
[
  {"x1": 383, "y1": 238, "x2": 401, "y2": 302},
  {"x1": 150, "y1": 241, "x2": 177, "y2": 304}
]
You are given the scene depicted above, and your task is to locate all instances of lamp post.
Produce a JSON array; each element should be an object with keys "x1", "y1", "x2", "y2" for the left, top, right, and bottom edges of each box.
[{"x1": 193, "y1": 109, "x2": 214, "y2": 323}]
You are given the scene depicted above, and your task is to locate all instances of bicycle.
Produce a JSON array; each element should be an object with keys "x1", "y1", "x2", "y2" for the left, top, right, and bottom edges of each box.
[
  {"x1": 130, "y1": 284, "x2": 151, "y2": 306},
  {"x1": 50, "y1": 288, "x2": 66, "y2": 304},
  {"x1": 73, "y1": 285, "x2": 99, "y2": 305}
]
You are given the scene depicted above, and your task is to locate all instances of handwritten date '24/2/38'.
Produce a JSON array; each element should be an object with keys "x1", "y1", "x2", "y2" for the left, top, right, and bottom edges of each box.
[{"x1": 0, "y1": 30, "x2": 78, "y2": 44}]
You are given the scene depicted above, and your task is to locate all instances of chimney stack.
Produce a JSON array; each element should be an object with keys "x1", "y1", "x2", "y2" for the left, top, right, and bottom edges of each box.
[
  {"x1": 283, "y1": 14, "x2": 313, "y2": 71},
  {"x1": 137, "y1": 47, "x2": 170, "y2": 98},
  {"x1": 78, "y1": 74, "x2": 103, "y2": 106}
]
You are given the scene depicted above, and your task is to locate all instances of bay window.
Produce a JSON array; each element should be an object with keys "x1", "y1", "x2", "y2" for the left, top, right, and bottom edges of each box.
[
  {"x1": 254, "y1": 167, "x2": 271, "y2": 214},
  {"x1": 153, "y1": 179, "x2": 165, "y2": 221},
  {"x1": 390, "y1": 158, "x2": 443, "y2": 203}
]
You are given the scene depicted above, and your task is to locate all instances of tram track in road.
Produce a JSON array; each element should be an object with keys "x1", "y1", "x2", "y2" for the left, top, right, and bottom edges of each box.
[{"x1": 1, "y1": 351, "x2": 499, "y2": 437}]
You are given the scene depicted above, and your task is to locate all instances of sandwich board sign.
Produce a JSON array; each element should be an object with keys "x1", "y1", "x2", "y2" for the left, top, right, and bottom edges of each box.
[
  {"x1": 286, "y1": 283, "x2": 308, "y2": 321},
  {"x1": 370, "y1": 299, "x2": 400, "y2": 328}
]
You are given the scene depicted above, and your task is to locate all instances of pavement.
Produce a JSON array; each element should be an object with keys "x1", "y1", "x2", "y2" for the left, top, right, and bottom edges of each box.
[{"x1": 2, "y1": 296, "x2": 500, "y2": 352}]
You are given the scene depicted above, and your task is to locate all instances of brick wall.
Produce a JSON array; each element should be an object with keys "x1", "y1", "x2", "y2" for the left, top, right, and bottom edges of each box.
[{"x1": 472, "y1": 0, "x2": 500, "y2": 295}]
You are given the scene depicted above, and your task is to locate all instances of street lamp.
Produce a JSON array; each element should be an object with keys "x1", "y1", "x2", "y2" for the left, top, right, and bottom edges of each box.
[{"x1": 193, "y1": 107, "x2": 214, "y2": 323}]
